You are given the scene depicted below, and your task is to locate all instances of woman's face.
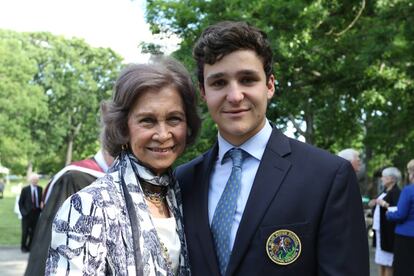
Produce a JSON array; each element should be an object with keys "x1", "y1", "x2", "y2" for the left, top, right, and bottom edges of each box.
[
  {"x1": 127, "y1": 86, "x2": 187, "y2": 175},
  {"x1": 381, "y1": 174, "x2": 394, "y2": 188}
]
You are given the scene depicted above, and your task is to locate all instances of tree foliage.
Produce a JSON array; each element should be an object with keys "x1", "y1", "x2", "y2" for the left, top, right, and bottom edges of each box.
[
  {"x1": 0, "y1": 30, "x2": 123, "y2": 174},
  {"x1": 146, "y1": 0, "x2": 414, "y2": 187},
  {"x1": 0, "y1": 30, "x2": 47, "y2": 173}
]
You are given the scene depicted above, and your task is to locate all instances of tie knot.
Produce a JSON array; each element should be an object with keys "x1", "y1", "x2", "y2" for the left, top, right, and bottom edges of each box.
[{"x1": 227, "y1": 148, "x2": 246, "y2": 168}]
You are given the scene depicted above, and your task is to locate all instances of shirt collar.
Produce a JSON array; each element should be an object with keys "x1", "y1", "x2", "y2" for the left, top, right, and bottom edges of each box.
[
  {"x1": 217, "y1": 119, "x2": 273, "y2": 164},
  {"x1": 94, "y1": 150, "x2": 109, "y2": 172}
]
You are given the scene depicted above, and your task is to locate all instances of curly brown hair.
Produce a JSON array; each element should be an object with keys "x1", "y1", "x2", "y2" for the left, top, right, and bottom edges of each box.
[{"x1": 193, "y1": 21, "x2": 273, "y2": 87}]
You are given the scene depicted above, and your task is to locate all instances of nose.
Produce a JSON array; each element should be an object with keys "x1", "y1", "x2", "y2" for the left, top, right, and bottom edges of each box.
[
  {"x1": 153, "y1": 123, "x2": 172, "y2": 142},
  {"x1": 226, "y1": 82, "x2": 244, "y2": 104}
]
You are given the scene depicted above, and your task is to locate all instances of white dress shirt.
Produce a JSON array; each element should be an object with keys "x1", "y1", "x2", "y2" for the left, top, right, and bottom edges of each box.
[{"x1": 208, "y1": 119, "x2": 272, "y2": 251}]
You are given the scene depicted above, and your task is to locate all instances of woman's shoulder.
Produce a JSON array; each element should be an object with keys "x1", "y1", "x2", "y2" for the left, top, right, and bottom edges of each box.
[
  {"x1": 402, "y1": 184, "x2": 414, "y2": 194},
  {"x1": 60, "y1": 173, "x2": 121, "y2": 212}
]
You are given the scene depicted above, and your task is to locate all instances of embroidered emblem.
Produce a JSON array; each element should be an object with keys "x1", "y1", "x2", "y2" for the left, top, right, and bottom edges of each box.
[{"x1": 266, "y1": 229, "x2": 301, "y2": 265}]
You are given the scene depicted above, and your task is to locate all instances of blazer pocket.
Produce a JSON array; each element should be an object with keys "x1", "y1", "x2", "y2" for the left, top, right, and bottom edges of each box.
[{"x1": 259, "y1": 222, "x2": 313, "y2": 274}]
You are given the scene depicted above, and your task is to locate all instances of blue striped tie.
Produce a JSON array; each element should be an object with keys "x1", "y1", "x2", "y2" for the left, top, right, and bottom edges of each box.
[{"x1": 211, "y1": 148, "x2": 246, "y2": 275}]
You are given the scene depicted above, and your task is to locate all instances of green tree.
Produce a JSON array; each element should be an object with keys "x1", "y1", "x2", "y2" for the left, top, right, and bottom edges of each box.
[
  {"x1": 146, "y1": 0, "x2": 414, "y2": 190},
  {"x1": 0, "y1": 30, "x2": 48, "y2": 174},
  {"x1": 0, "y1": 30, "x2": 123, "y2": 174},
  {"x1": 27, "y1": 32, "x2": 123, "y2": 170}
]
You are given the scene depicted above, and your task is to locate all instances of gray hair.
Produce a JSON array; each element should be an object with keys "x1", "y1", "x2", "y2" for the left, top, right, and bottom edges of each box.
[
  {"x1": 382, "y1": 167, "x2": 402, "y2": 184},
  {"x1": 28, "y1": 173, "x2": 40, "y2": 183},
  {"x1": 101, "y1": 56, "x2": 201, "y2": 157},
  {"x1": 407, "y1": 159, "x2": 414, "y2": 175},
  {"x1": 337, "y1": 148, "x2": 359, "y2": 162}
]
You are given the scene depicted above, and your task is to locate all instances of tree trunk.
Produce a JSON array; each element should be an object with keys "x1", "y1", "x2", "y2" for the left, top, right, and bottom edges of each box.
[
  {"x1": 65, "y1": 137, "x2": 73, "y2": 166},
  {"x1": 26, "y1": 160, "x2": 33, "y2": 180},
  {"x1": 65, "y1": 122, "x2": 82, "y2": 166},
  {"x1": 304, "y1": 112, "x2": 314, "y2": 145}
]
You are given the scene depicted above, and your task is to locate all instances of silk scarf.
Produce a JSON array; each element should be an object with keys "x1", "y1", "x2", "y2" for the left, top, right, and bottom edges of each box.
[{"x1": 110, "y1": 149, "x2": 191, "y2": 276}]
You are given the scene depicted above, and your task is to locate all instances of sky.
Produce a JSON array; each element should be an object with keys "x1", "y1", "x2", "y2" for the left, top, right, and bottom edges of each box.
[{"x1": 0, "y1": 0, "x2": 178, "y2": 63}]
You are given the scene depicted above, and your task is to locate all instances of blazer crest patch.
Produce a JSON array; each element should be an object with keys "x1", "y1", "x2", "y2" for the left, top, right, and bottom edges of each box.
[{"x1": 266, "y1": 229, "x2": 301, "y2": 265}]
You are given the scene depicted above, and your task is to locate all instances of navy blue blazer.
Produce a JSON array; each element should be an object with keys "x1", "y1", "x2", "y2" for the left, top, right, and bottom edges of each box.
[{"x1": 175, "y1": 128, "x2": 369, "y2": 276}]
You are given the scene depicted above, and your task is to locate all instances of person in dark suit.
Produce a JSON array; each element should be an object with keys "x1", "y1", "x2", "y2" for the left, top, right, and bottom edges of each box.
[
  {"x1": 18, "y1": 173, "x2": 42, "y2": 252},
  {"x1": 175, "y1": 21, "x2": 369, "y2": 276}
]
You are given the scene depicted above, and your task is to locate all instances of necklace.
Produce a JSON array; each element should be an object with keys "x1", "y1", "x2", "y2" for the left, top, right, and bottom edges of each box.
[
  {"x1": 140, "y1": 179, "x2": 168, "y2": 203},
  {"x1": 159, "y1": 239, "x2": 173, "y2": 269}
]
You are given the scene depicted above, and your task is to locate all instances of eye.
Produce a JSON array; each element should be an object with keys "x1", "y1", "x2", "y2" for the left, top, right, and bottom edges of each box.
[
  {"x1": 167, "y1": 116, "x2": 184, "y2": 126},
  {"x1": 240, "y1": 76, "x2": 257, "y2": 85},
  {"x1": 139, "y1": 117, "x2": 155, "y2": 127},
  {"x1": 210, "y1": 79, "x2": 226, "y2": 88}
]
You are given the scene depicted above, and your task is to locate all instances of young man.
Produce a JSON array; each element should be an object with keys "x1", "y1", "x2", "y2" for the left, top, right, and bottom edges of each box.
[{"x1": 176, "y1": 21, "x2": 369, "y2": 275}]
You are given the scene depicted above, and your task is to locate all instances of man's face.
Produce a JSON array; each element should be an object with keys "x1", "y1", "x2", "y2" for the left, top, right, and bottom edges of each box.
[
  {"x1": 201, "y1": 50, "x2": 275, "y2": 146},
  {"x1": 351, "y1": 154, "x2": 361, "y2": 172}
]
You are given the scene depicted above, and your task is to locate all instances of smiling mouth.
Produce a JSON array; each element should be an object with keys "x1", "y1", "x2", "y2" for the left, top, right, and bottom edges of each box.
[
  {"x1": 224, "y1": 108, "x2": 249, "y2": 114},
  {"x1": 149, "y1": 146, "x2": 175, "y2": 152}
]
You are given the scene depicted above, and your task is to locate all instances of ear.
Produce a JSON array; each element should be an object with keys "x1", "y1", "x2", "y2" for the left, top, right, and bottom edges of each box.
[
  {"x1": 199, "y1": 83, "x2": 207, "y2": 101},
  {"x1": 266, "y1": 74, "x2": 275, "y2": 100}
]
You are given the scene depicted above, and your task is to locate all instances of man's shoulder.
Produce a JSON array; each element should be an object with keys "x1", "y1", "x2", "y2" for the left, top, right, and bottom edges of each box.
[
  {"x1": 177, "y1": 154, "x2": 204, "y2": 172},
  {"x1": 284, "y1": 136, "x2": 348, "y2": 170},
  {"x1": 22, "y1": 185, "x2": 31, "y2": 191},
  {"x1": 60, "y1": 169, "x2": 99, "y2": 181},
  {"x1": 175, "y1": 149, "x2": 212, "y2": 184},
  {"x1": 175, "y1": 155, "x2": 204, "y2": 183}
]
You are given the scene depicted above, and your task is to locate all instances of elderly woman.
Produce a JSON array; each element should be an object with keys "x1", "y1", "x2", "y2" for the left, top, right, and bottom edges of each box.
[
  {"x1": 369, "y1": 167, "x2": 401, "y2": 276},
  {"x1": 46, "y1": 57, "x2": 200, "y2": 275},
  {"x1": 386, "y1": 160, "x2": 414, "y2": 276}
]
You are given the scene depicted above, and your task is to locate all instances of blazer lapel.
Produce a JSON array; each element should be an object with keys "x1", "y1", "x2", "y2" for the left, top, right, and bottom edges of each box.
[
  {"x1": 37, "y1": 186, "x2": 42, "y2": 207},
  {"x1": 226, "y1": 128, "x2": 292, "y2": 275},
  {"x1": 190, "y1": 143, "x2": 221, "y2": 275}
]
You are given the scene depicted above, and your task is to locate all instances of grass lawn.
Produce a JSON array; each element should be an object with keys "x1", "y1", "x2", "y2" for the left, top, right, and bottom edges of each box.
[{"x1": 0, "y1": 178, "x2": 48, "y2": 246}]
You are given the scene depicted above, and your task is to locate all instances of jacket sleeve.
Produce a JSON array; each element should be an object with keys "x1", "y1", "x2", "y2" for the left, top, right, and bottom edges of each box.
[
  {"x1": 386, "y1": 188, "x2": 409, "y2": 222},
  {"x1": 19, "y1": 188, "x2": 28, "y2": 217},
  {"x1": 317, "y1": 161, "x2": 369, "y2": 276}
]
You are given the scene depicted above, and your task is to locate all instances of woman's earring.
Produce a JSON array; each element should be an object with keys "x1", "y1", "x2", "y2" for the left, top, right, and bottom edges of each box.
[{"x1": 122, "y1": 144, "x2": 129, "y2": 151}]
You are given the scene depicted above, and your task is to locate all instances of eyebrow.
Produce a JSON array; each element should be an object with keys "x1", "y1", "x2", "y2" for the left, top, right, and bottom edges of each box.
[
  {"x1": 205, "y1": 69, "x2": 260, "y2": 82},
  {"x1": 131, "y1": 110, "x2": 185, "y2": 118}
]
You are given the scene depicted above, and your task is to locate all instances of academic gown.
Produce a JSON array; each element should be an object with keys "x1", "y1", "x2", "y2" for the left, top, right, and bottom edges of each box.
[{"x1": 24, "y1": 159, "x2": 104, "y2": 276}]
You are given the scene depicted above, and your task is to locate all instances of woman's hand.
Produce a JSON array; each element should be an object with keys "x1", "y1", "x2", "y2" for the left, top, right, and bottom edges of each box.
[{"x1": 376, "y1": 199, "x2": 389, "y2": 209}]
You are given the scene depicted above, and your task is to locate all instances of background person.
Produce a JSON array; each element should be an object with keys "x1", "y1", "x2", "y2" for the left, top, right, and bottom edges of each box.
[
  {"x1": 337, "y1": 148, "x2": 361, "y2": 173},
  {"x1": 25, "y1": 149, "x2": 113, "y2": 276},
  {"x1": 0, "y1": 177, "x2": 4, "y2": 199},
  {"x1": 18, "y1": 173, "x2": 42, "y2": 252},
  {"x1": 369, "y1": 166, "x2": 402, "y2": 276},
  {"x1": 386, "y1": 159, "x2": 414, "y2": 276},
  {"x1": 176, "y1": 21, "x2": 369, "y2": 276},
  {"x1": 46, "y1": 57, "x2": 200, "y2": 275}
]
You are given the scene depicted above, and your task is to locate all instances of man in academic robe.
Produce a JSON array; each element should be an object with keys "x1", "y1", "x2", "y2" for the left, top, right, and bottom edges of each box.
[{"x1": 24, "y1": 150, "x2": 113, "y2": 276}]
